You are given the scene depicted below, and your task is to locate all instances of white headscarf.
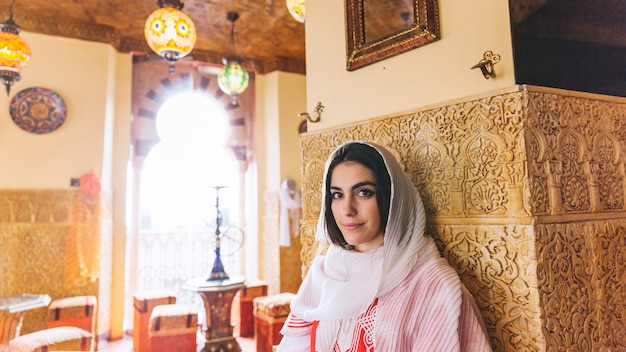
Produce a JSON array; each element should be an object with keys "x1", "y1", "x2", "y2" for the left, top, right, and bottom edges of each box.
[{"x1": 290, "y1": 140, "x2": 431, "y2": 350}]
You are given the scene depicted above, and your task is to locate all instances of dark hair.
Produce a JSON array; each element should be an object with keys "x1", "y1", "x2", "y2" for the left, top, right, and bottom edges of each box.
[{"x1": 324, "y1": 143, "x2": 392, "y2": 249}]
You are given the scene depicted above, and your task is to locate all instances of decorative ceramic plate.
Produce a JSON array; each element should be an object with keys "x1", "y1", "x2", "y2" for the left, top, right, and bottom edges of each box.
[{"x1": 9, "y1": 87, "x2": 67, "y2": 134}]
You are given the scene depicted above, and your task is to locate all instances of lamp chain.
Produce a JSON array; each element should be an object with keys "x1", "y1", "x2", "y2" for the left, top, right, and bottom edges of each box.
[{"x1": 225, "y1": 12, "x2": 242, "y2": 63}]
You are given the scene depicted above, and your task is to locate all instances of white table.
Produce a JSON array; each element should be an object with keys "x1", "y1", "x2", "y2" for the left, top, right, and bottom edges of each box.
[{"x1": 0, "y1": 294, "x2": 51, "y2": 346}]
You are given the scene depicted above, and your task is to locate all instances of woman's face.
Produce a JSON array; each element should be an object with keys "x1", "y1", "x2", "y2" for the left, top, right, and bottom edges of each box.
[{"x1": 329, "y1": 161, "x2": 384, "y2": 252}]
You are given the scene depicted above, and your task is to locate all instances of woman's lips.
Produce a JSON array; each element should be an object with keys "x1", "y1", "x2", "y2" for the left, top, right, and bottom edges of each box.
[{"x1": 341, "y1": 223, "x2": 361, "y2": 231}]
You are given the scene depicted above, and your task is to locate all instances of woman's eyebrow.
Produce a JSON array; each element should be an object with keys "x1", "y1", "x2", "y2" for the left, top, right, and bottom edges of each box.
[
  {"x1": 353, "y1": 181, "x2": 376, "y2": 190},
  {"x1": 330, "y1": 181, "x2": 376, "y2": 191}
]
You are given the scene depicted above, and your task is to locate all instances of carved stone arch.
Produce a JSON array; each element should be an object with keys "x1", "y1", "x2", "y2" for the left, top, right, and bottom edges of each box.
[
  {"x1": 195, "y1": 70, "x2": 254, "y2": 171},
  {"x1": 591, "y1": 131, "x2": 625, "y2": 211},
  {"x1": 132, "y1": 65, "x2": 194, "y2": 165},
  {"x1": 406, "y1": 139, "x2": 452, "y2": 173},
  {"x1": 525, "y1": 126, "x2": 551, "y2": 214},
  {"x1": 525, "y1": 126, "x2": 550, "y2": 162},
  {"x1": 131, "y1": 60, "x2": 255, "y2": 170},
  {"x1": 555, "y1": 127, "x2": 589, "y2": 163},
  {"x1": 554, "y1": 127, "x2": 590, "y2": 212},
  {"x1": 460, "y1": 130, "x2": 510, "y2": 215},
  {"x1": 592, "y1": 131, "x2": 622, "y2": 165},
  {"x1": 460, "y1": 129, "x2": 510, "y2": 165},
  {"x1": 406, "y1": 140, "x2": 452, "y2": 215}
]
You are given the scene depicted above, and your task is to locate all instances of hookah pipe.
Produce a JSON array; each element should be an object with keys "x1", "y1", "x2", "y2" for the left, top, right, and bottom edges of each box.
[{"x1": 207, "y1": 185, "x2": 229, "y2": 281}]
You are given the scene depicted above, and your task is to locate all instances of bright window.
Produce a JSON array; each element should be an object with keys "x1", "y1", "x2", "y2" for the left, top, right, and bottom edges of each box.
[{"x1": 139, "y1": 92, "x2": 240, "y2": 230}]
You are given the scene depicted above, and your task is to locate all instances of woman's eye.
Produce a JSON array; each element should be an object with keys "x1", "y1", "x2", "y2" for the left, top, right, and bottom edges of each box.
[
  {"x1": 357, "y1": 189, "x2": 374, "y2": 197},
  {"x1": 330, "y1": 192, "x2": 343, "y2": 199}
]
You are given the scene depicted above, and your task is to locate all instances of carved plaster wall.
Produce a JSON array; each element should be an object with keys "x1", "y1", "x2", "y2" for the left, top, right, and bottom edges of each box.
[
  {"x1": 0, "y1": 190, "x2": 112, "y2": 338},
  {"x1": 298, "y1": 85, "x2": 626, "y2": 351}
]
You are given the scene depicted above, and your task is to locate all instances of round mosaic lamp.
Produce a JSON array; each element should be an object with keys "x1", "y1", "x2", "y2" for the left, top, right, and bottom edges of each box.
[
  {"x1": 218, "y1": 60, "x2": 249, "y2": 106},
  {"x1": 217, "y1": 12, "x2": 249, "y2": 105},
  {"x1": 0, "y1": 3, "x2": 31, "y2": 96},
  {"x1": 144, "y1": 0, "x2": 196, "y2": 63},
  {"x1": 286, "y1": 0, "x2": 305, "y2": 23}
]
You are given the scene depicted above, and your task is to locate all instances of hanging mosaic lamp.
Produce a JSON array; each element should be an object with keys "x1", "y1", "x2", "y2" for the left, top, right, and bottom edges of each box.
[
  {"x1": 217, "y1": 12, "x2": 249, "y2": 105},
  {"x1": 144, "y1": 0, "x2": 196, "y2": 64},
  {"x1": 218, "y1": 61, "x2": 249, "y2": 106},
  {"x1": 286, "y1": 0, "x2": 305, "y2": 23},
  {"x1": 0, "y1": 0, "x2": 31, "y2": 95}
]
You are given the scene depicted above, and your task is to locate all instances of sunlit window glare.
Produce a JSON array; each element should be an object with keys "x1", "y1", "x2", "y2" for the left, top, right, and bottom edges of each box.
[
  {"x1": 139, "y1": 92, "x2": 239, "y2": 231},
  {"x1": 155, "y1": 92, "x2": 228, "y2": 142}
]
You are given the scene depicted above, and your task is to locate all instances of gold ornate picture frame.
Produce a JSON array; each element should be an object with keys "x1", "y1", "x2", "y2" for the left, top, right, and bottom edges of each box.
[{"x1": 345, "y1": 0, "x2": 441, "y2": 71}]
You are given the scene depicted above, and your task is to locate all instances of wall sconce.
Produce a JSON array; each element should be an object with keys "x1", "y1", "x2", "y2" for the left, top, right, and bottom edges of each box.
[
  {"x1": 471, "y1": 50, "x2": 501, "y2": 79},
  {"x1": 298, "y1": 101, "x2": 324, "y2": 123}
]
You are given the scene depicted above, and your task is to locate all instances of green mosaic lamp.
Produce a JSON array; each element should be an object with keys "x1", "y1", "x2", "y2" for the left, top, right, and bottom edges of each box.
[{"x1": 217, "y1": 12, "x2": 249, "y2": 106}]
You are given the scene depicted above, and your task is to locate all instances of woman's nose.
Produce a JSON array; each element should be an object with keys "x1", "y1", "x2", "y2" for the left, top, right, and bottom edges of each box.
[{"x1": 341, "y1": 198, "x2": 356, "y2": 216}]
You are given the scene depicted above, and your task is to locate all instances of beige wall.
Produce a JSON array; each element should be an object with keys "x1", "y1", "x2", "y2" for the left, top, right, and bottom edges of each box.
[
  {"x1": 254, "y1": 71, "x2": 306, "y2": 294},
  {"x1": 256, "y1": 71, "x2": 307, "y2": 192},
  {"x1": 0, "y1": 32, "x2": 129, "y2": 189},
  {"x1": 305, "y1": 0, "x2": 516, "y2": 131},
  {"x1": 277, "y1": 72, "x2": 306, "y2": 186}
]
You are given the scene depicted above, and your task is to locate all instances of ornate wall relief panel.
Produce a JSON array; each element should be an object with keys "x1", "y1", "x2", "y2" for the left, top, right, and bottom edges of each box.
[
  {"x1": 594, "y1": 133, "x2": 624, "y2": 210},
  {"x1": 299, "y1": 85, "x2": 626, "y2": 351},
  {"x1": 525, "y1": 91, "x2": 626, "y2": 215},
  {"x1": 537, "y1": 220, "x2": 626, "y2": 350},
  {"x1": 432, "y1": 223, "x2": 543, "y2": 352},
  {"x1": 0, "y1": 190, "x2": 107, "y2": 335}
]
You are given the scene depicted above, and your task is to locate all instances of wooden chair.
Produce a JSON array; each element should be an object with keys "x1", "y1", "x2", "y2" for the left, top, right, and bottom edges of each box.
[
  {"x1": 47, "y1": 295, "x2": 97, "y2": 350},
  {"x1": 148, "y1": 304, "x2": 198, "y2": 352},
  {"x1": 253, "y1": 293, "x2": 295, "y2": 352},
  {"x1": 132, "y1": 289, "x2": 176, "y2": 352}
]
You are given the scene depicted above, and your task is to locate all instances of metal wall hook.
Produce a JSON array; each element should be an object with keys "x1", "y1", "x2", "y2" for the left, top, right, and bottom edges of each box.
[
  {"x1": 471, "y1": 50, "x2": 501, "y2": 79},
  {"x1": 298, "y1": 101, "x2": 325, "y2": 123}
]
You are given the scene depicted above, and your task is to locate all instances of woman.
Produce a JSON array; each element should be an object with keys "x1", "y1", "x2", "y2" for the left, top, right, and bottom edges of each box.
[{"x1": 277, "y1": 141, "x2": 491, "y2": 351}]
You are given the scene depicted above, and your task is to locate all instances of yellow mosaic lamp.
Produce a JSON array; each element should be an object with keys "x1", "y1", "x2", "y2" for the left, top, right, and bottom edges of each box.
[
  {"x1": 0, "y1": 0, "x2": 31, "y2": 95},
  {"x1": 286, "y1": 0, "x2": 305, "y2": 23},
  {"x1": 144, "y1": 0, "x2": 196, "y2": 64}
]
